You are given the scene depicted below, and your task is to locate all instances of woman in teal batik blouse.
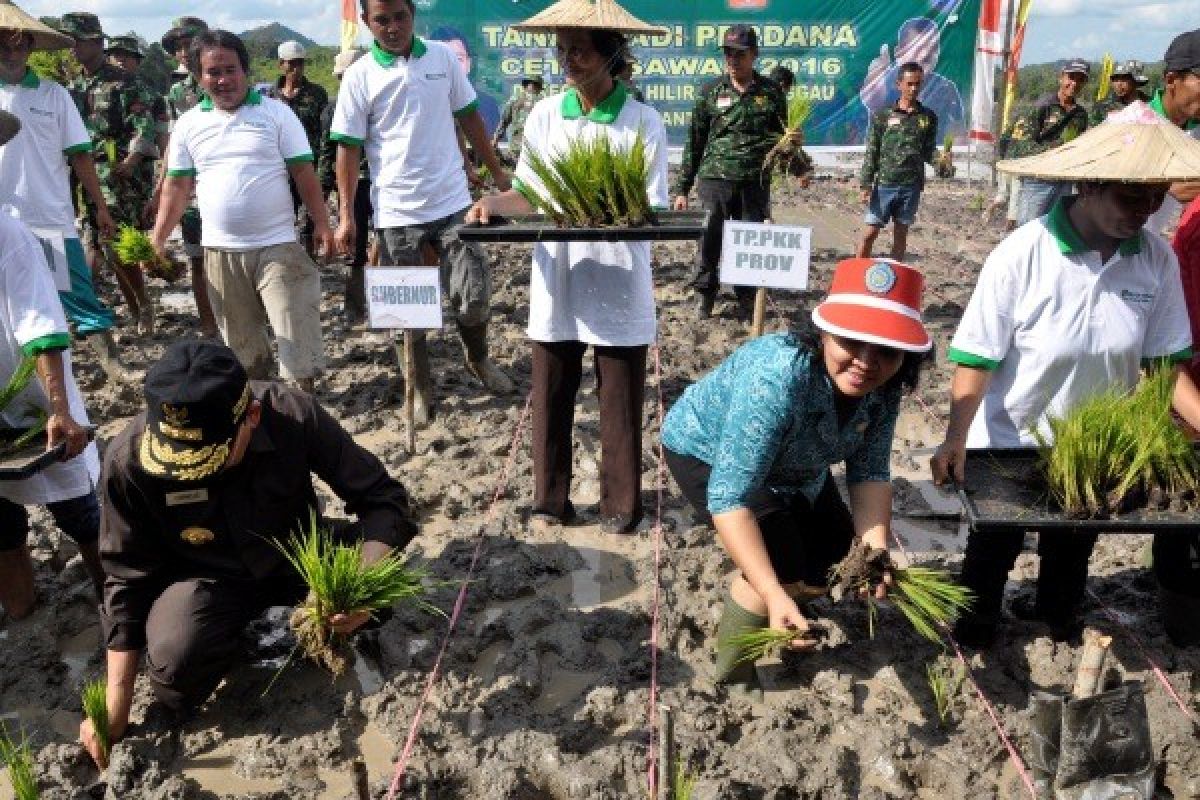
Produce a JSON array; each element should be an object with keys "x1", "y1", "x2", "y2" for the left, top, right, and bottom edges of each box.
[{"x1": 662, "y1": 258, "x2": 931, "y2": 695}]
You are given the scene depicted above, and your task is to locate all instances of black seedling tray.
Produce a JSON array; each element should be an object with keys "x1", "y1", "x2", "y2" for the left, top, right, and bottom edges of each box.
[
  {"x1": 958, "y1": 447, "x2": 1200, "y2": 534},
  {"x1": 456, "y1": 210, "x2": 710, "y2": 243},
  {"x1": 0, "y1": 429, "x2": 64, "y2": 480}
]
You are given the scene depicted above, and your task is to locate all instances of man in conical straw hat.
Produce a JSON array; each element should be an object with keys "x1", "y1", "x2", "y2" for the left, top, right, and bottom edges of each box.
[
  {"x1": 931, "y1": 102, "x2": 1200, "y2": 648},
  {"x1": 466, "y1": 0, "x2": 669, "y2": 536},
  {"x1": 0, "y1": 1, "x2": 129, "y2": 384}
]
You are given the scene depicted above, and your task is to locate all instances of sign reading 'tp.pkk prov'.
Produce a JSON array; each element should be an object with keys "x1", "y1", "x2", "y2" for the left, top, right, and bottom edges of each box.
[
  {"x1": 367, "y1": 267, "x2": 443, "y2": 330},
  {"x1": 415, "y1": 0, "x2": 980, "y2": 147},
  {"x1": 719, "y1": 221, "x2": 812, "y2": 290}
]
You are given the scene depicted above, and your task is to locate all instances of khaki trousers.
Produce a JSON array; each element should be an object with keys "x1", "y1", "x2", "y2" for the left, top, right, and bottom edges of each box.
[{"x1": 204, "y1": 242, "x2": 324, "y2": 382}]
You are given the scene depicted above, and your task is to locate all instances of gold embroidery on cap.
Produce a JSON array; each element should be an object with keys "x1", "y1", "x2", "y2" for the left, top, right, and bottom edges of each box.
[
  {"x1": 162, "y1": 404, "x2": 190, "y2": 427},
  {"x1": 180, "y1": 526, "x2": 215, "y2": 545},
  {"x1": 231, "y1": 383, "x2": 251, "y2": 420},
  {"x1": 138, "y1": 435, "x2": 167, "y2": 475},
  {"x1": 159, "y1": 421, "x2": 203, "y2": 442},
  {"x1": 139, "y1": 432, "x2": 231, "y2": 480}
]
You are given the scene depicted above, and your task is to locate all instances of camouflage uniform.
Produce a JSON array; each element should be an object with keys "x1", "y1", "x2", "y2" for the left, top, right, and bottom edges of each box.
[
  {"x1": 860, "y1": 102, "x2": 939, "y2": 190},
  {"x1": 273, "y1": 76, "x2": 328, "y2": 155},
  {"x1": 494, "y1": 87, "x2": 541, "y2": 162},
  {"x1": 166, "y1": 73, "x2": 205, "y2": 255},
  {"x1": 1089, "y1": 91, "x2": 1149, "y2": 125},
  {"x1": 1005, "y1": 93, "x2": 1089, "y2": 158},
  {"x1": 675, "y1": 73, "x2": 786, "y2": 297}
]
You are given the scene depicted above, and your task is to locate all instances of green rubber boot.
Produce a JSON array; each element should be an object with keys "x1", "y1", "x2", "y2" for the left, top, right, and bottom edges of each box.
[{"x1": 713, "y1": 592, "x2": 767, "y2": 699}]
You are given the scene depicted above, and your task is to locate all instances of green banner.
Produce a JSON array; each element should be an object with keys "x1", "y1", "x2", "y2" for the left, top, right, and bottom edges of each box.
[{"x1": 417, "y1": 0, "x2": 981, "y2": 146}]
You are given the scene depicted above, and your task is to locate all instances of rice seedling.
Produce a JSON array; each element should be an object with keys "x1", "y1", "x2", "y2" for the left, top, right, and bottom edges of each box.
[
  {"x1": 275, "y1": 513, "x2": 442, "y2": 676},
  {"x1": 1035, "y1": 369, "x2": 1199, "y2": 517},
  {"x1": 80, "y1": 679, "x2": 109, "y2": 762},
  {"x1": 0, "y1": 356, "x2": 36, "y2": 414},
  {"x1": 0, "y1": 721, "x2": 39, "y2": 800},
  {"x1": 934, "y1": 134, "x2": 956, "y2": 179},
  {"x1": 109, "y1": 225, "x2": 182, "y2": 281},
  {"x1": 672, "y1": 761, "x2": 698, "y2": 800},
  {"x1": 764, "y1": 91, "x2": 815, "y2": 180},
  {"x1": 726, "y1": 627, "x2": 804, "y2": 665},
  {"x1": 0, "y1": 410, "x2": 47, "y2": 457},
  {"x1": 925, "y1": 657, "x2": 964, "y2": 725},
  {"x1": 516, "y1": 131, "x2": 653, "y2": 228}
]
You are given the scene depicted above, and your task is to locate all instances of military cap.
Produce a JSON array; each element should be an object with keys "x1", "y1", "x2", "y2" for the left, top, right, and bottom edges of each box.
[
  {"x1": 59, "y1": 11, "x2": 104, "y2": 40},
  {"x1": 722, "y1": 24, "x2": 757, "y2": 51},
  {"x1": 105, "y1": 34, "x2": 144, "y2": 59},
  {"x1": 1110, "y1": 59, "x2": 1148, "y2": 86},
  {"x1": 161, "y1": 16, "x2": 208, "y2": 52},
  {"x1": 1164, "y1": 29, "x2": 1200, "y2": 74},
  {"x1": 521, "y1": 74, "x2": 545, "y2": 88},
  {"x1": 1060, "y1": 58, "x2": 1091, "y2": 79}
]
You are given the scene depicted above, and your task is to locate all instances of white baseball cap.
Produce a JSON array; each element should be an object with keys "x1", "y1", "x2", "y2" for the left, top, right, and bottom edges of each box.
[{"x1": 278, "y1": 40, "x2": 306, "y2": 60}]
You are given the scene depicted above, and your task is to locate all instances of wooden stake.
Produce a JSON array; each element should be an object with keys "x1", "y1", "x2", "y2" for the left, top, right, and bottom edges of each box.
[
  {"x1": 352, "y1": 759, "x2": 370, "y2": 800},
  {"x1": 657, "y1": 704, "x2": 674, "y2": 799},
  {"x1": 1072, "y1": 628, "x2": 1113, "y2": 699},
  {"x1": 750, "y1": 287, "x2": 768, "y2": 338},
  {"x1": 403, "y1": 331, "x2": 416, "y2": 453}
]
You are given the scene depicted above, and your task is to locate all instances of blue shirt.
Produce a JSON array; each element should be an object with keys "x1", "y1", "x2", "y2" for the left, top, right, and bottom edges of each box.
[{"x1": 661, "y1": 333, "x2": 901, "y2": 515}]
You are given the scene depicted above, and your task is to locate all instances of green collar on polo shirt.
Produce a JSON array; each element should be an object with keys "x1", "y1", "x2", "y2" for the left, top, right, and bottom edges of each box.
[
  {"x1": 0, "y1": 69, "x2": 39, "y2": 88},
  {"x1": 1150, "y1": 89, "x2": 1199, "y2": 131},
  {"x1": 561, "y1": 81, "x2": 627, "y2": 124},
  {"x1": 198, "y1": 88, "x2": 263, "y2": 112},
  {"x1": 371, "y1": 37, "x2": 427, "y2": 67},
  {"x1": 1046, "y1": 198, "x2": 1143, "y2": 258}
]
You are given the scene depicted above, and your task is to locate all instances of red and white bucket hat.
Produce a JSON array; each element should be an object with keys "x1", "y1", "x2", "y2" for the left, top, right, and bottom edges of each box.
[{"x1": 811, "y1": 258, "x2": 931, "y2": 353}]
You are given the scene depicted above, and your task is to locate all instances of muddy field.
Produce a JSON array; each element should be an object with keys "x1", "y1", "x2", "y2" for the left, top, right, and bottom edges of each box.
[{"x1": 2, "y1": 177, "x2": 1198, "y2": 799}]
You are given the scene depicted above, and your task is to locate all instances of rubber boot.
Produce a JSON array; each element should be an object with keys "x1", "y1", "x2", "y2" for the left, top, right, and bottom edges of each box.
[
  {"x1": 395, "y1": 333, "x2": 434, "y2": 425},
  {"x1": 713, "y1": 592, "x2": 767, "y2": 699},
  {"x1": 84, "y1": 331, "x2": 129, "y2": 384},
  {"x1": 0, "y1": 543, "x2": 36, "y2": 619},
  {"x1": 458, "y1": 322, "x2": 514, "y2": 394}
]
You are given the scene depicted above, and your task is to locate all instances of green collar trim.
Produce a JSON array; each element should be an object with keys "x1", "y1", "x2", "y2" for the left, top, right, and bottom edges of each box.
[
  {"x1": 1046, "y1": 198, "x2": 1142, "y2": 257},
  {"x1": 560, "y1": 81, "x2": 627, "y2": 123},
  {"x1": 1150, "y1": 89, "x2": 1199, "y2": 130},
  {"x1": 199, "y1": 88, "x2": 262, "y2": 111},
  {"x1": 371, "y1": 37, "x2": 426, "y2": 67},
  {"x1": 0, "y1": 69, "x2": 40, "y2": 89}
]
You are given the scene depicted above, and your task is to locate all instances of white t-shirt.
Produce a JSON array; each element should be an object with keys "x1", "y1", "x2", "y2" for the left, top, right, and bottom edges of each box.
[
  {"x1": 0, "y1": 212, "x2": 98, "y2": 505},
  {"x1": 1146, "y1": 124, "x2": 1200, "y2": 235},
  {"x1": 949, "y1": 199, "x2": 1192, "y2": 448},
  {"x1": 0, "y1": 71, "x2": 90, "y2": 237},
  {"x1": 167, "y1": 90, "x2": 313, "y2": 249},
  {"x1": 515, "y1": 85, "x2": 669, "y2": 347},
  {"x1": 330, "y1": 39, "x2": 476, "y2": 227}
]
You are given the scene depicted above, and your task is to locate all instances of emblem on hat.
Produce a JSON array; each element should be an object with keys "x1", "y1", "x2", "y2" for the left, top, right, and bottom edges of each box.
[
  {"x1": 864, "y1": 262, "x2": 897, "y2": 295},
  {"x1": 180, "y1": 527, "x2": 215, "y2": 546}
]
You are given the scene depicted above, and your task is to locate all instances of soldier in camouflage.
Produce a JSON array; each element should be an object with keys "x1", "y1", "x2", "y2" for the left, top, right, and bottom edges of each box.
[
  {"x1": 1090, "y1": 60, "x2": 1150, "y2": 125},
  {"x1": 157, "y1": 16, "x2": 218, "y2": 338},
  {"x1": 274, "y1": 41, "x2": 328, "y2": 256},
  {"x1": 492, "y1": 75, "x2": 543, "y2": 165},
  {"x1": 673, "y1": 25, "x2": 786, "y2": 319},
  {"x1": 857, "y1": 62, "x2": 938, "y2": 262},
  {"x1": 60, "y1": 12, "x2": 160, "y2": 336},
  {"x1": 105, "y1": 35, "x2": 171, "y2": 220},
  {"x1": 1009, "y1": 59, "x2": 1090, "y2": 225}
]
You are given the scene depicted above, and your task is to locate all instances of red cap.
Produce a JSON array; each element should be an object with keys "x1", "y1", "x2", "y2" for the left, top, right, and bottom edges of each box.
[{"x1": 811, "y1": 258, "x2": 931, "y2": 352}]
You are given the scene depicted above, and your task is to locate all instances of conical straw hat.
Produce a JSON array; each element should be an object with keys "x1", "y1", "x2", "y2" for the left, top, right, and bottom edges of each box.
[
  {"x1": 0, "y1": 0, "x2": 73, "y2": 51},
  {"x1": 514, "y1": 0, "x2": 667, "y2": 36},
  {"x1": 998, "y1": 101, "x2": 1200, "y2": 183}
]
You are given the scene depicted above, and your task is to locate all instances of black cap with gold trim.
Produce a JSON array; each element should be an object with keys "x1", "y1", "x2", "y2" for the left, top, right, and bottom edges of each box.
[{"x1": 139, "y1": 340, "x2": 251, "y2": 482}]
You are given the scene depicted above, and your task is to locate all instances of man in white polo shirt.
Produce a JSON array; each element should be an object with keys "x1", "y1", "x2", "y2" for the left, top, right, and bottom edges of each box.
[
  {"x1": 153, "y1": 30, "x2": 333, "y2": 390},
  {"x1": 1145, "y1": 29, "x2": 1200, "y2": 235},
  {"x1": 0, "y1": 6, "x2": 127, "y2": 384},
  {"x1": 331, "y1": 0, "x2": 513, "y2": 425}
]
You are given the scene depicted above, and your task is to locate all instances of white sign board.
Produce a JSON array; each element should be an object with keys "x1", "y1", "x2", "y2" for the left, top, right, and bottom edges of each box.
[
  {"x1": 366, "y1": 267, "x2": 443, "y2": 330},
  {"x1": 28, "y1": 227, "x2": 71, "y2": 292},
  {"x1": 718, "y1": 221, "x2": 811, "y2": 290}
]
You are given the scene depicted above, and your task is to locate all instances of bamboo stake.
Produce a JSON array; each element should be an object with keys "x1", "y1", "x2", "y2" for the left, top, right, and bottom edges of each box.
[
  {"x1": 352, "y1": 759, "x2": 370, "y2": 800},
  {"x1": 751, "y1": 288, "x2": 768, "y2": 338},
  {"x1": 403, "y1": 332, "x2": 416, "y2": 453},
  {"x1": 1071, "y1": 628, "x2": 1113, "y2": 699},
  {"x1": 657, "y1": 704, "x2": 674, "y2": 800}
]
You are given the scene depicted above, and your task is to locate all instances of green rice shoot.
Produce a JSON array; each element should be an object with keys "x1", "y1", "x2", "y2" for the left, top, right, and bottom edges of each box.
[
  {"x1": 0, "y1": 356, "x2": 36, "y2": 415},
  {"x1": 80, "y1": 679, "x2": 109, "y2": 762},
  {"x1": 275, "y1": 512, "x2": 442, "y2": 676},
  {"x1": 515, "y1": 131, "x2": 653, "y2": 228},
  {"x1": 765, "y1": 91, "x2": 815, "y2": 179},
  {"x1": 0, "y1": 721, "x2": 39, "y2": 800},
  {"x1": 890, "y1": 566, "x2": 975, "y2": 644},
  {"x1": 727, "y1": 627, "x2": 802, "y2": 665},
  {"x1": 925, "y1": 657, "x2": 963, "y2": 725},
  {"x1": 1035, "y1": 369, "x2": 1198, "y2": 517},
  {"x1": 110, "y1": 226, "x2": 181, "y2": 281},
  {"x1": 673, "y1": 761, "x2": 698, "y2": 800}
]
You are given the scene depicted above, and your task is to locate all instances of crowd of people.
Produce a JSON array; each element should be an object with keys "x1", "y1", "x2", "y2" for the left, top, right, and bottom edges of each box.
[{"x1": 0, "y1": 0, "x2": 1199, "y2": 776}]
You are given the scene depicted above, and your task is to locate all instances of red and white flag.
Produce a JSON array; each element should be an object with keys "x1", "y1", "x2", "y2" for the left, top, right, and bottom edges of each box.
[
  {"x1": 969, "y1": 0, "x2": 1004, "y2": 142},
  {"x1": 341, "y1": 0, "x2": 359, "y2": 52}
]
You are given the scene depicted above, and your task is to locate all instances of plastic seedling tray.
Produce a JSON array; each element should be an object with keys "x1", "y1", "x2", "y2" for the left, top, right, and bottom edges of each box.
[
  {"x1": 456, "y1": 210, "x2": 710, "y2": 243},
  {"x1": 958, "y1": 447, "x2": 1200, "y2": 534}
]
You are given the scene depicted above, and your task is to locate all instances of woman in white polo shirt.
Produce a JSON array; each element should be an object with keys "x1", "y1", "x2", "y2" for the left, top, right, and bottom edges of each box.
[
  {"x1": 465, "y1": 0, "x2": 668, "y2": 535},
  {"x1": 931, "y1": 104, "x2": 1200, "y2": 646}
]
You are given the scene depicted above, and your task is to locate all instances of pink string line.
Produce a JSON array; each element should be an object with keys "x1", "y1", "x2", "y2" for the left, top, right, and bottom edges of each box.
[
  {"x1": 645, "y1": 343, "x2": 668, "y2": 797},
  {"x1": 1086, "y1": 588, "x2": 1200, "y2": 727},
  {"x1": 385, "y1": 393, "x2": 534, "y2": 799},
  {"x1": 888, "y1": 525, "x2": 1039, "y2": 799}
]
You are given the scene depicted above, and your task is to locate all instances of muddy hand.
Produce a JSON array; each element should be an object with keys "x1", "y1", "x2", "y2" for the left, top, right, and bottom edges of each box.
[
  {"x1": 673, "y1": 195, "x2": 689, "y2": 212},
  {"x1": 79, "y1": 718, "x2": 108, "y2": 770},
  {"x1": 329, "y1": 609, "x2": 371, "y2": 635},
  {"x1": 766, "y1": 589, "x2": 816, "y2": 650},
  {"x1": 931, "y1": 438, "x2": 967, "y2": 486},
  {"x1": 47, "y1": 412, "x2": 88, "y2": 459}
]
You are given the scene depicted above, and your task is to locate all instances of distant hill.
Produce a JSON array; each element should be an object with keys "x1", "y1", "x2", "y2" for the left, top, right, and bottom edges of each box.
[{"x1": 239, "y1": 23, "x2": 317, "y2": 56}]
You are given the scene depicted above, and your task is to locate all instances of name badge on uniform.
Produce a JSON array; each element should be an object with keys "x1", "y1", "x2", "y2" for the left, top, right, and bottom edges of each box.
[
  {"x1": 887, "y1": 117, "x2": 901, "y2": 126},
  {"x1": 716, "y1": 95, "x2": 734, "y2": 110},
  {"x1": 180, "y1": 527, "x2": 215, "y2": 546},
  {"x1": 165, "y1": 488, "x2": 209, "y2": 506}
]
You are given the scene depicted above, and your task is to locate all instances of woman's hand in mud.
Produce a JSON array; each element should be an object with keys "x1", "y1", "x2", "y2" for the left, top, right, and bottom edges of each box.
[
  {"x1": 858, "y1": 569, "x2": 894, "y2": 601},
  {"x1": 931, "y1": 437, "x2": 967, "y2": 487},
  {"x1": 328, "y1": 609, "x2": 371, "y2": 635},
  {"x1": 79, "y1": 718, "x2": 108, "y2": 769},
  {"x1": 766, "y1": 588, "x2": 817, "y2": 650}
]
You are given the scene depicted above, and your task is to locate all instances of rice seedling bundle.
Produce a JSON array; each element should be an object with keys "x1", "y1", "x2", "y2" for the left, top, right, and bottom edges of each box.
[
  {"x1": 515, "y1": 131, "x2": 653, "y2": 228},
  {"x1": 934, "y1": 134, "x2": 956, "y2": 179},
  {"x1": 726, "y1": 627, "x2": 803, "y2": 665},
  {"x1": 925, "y1": 657, "x2": 964, "y2": 725},
  {"x1": 0, "y1": 722, "x2": 38, "y2": 800},
  {"x1": 1035, "y1": 369, "x2": 1199, "y2": 517},
  {"x1": 0, "y1": 356, "x2": 36, "y2": 415},
  {"x1": 764, "y1": 92, "x2": 815, "y2": 179},
  {"x1": 80, "y1": 679, "x2": 109, "y2": 762},
  {"x1": 275, "y1": 514, "x2": 441, "y2": 676},
  {"x1": 110, "y1": 226, "x2": 182, "y2": 281}
]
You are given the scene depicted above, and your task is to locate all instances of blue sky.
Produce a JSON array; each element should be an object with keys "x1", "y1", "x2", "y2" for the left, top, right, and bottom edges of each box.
[{"x1": 17, "y1": 0, "x2": 1191, "y2": 66}]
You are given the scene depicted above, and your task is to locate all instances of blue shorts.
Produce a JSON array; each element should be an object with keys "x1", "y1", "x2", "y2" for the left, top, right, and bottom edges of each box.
[
  {"x1": 865, "y1": 185, "x2": 921, "y2": 227},
  {"x1": 58, "y1": 237, "x2": 116, "y2": 336}
]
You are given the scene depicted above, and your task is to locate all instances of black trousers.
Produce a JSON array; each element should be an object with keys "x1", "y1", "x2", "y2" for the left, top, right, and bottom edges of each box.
[
  {"x1": 958, "y1": 529, "x2": 1099, "y2": 627},
  {"x1": 666, "y1": 448, "x2": 854, "y2": 586},
  {"x1": 690, "y1": 177, "x2": 771, "y2": 294},
  {"x1": 1152, "y1": 532, "x2": 1200, "y2": 594}
]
